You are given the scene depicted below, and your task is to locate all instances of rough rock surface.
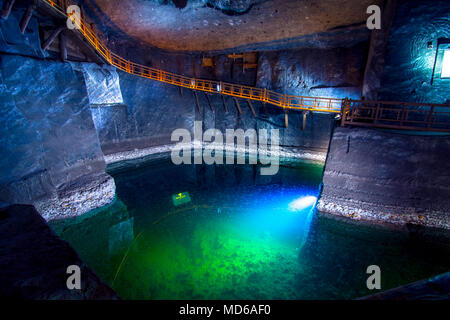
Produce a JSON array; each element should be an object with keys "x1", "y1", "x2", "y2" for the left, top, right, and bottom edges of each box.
[
  {"x1": 0, "y1": 5, "x2": 45, "y2": 59},
  {"x1": 0, "y1": 54, "x2": 115, "y2": 220},
  {"x1": 318, "y1": 127, "x2": 450, "y2": 230},
  {"x1": 361, "y1": 0, "x2": 397, "y2": 100},
  {"x1": 104, "y1": 142, "x2": 327, "y2": 172},
  {"x1": 75, "y1": 62, "x2": 124, "y2": 105},
  {"x1": 0, "y1": 205, "x2": 119, "y2": 299},
  {"x1": 378, "y1": 0, "x2": 450, "y2": 104},
  {"x1": 362, "y1": 271, "x2": 450, "y2": 300},
  {"x1": 256, "y1": 42, "x2": 367, "y2": 99},
  {"x1": 90, "y1": 69, "x2": 337, "y2": 157},
  {"x1": 87, "y1": 0, "x2": 380, "y2": 51},
  {"x1": 91, "y1": 70, "x2": 196, "y2": 154},
  {"x1": 84, "y1": 46, "x2": 347, "y2": 157}
]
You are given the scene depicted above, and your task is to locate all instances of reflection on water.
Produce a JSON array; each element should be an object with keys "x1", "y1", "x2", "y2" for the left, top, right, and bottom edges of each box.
[
  {"x1": 50, "y1": 155, "x2": 450, "y2": 299},
  {"x1": 109, "y1": 217, "x2": 134, "y2": 254}
]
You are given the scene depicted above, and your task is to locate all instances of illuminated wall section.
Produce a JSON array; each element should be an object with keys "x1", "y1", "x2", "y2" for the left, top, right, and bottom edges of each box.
[
  {"x1": 441, "y1": 49, "x2": 450, "y2": 78},
  {"x1": 379, "y1": 0, "x2": 450, "y2": 104}
]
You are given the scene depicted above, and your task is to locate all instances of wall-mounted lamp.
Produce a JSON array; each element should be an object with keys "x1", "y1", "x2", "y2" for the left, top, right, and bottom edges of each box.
[
  {"x1": 441, "y1": 49, "x2": 450, "y2": 78},
  {"x1": 430, "y1": 38, "x2": 450, "y2": 84}
]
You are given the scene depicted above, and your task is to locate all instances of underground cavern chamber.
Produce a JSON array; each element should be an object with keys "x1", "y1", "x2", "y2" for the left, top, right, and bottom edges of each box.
[{"x1": 0, "y1": 0, "x2": 449, "y2": 301}]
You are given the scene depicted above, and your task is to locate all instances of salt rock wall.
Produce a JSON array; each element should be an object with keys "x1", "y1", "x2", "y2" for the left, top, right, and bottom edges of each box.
[
  {"x1": 89, "y1": 67, "x2": 337, "y2": 159},
  {"x1": 0, "y1": 55, "x2": 114, "y2": 220},
  {"x1": 0, "y1": 204, "x2": 119, "y2": 299},
  {"x1": 79, "y1": 0, "x2": 371, "y2": 158},
  {"x1": 318, "y1": 127, "x2": 450, "y2": 230},
  {"x1": 0, "y1": 3, "x2": 44, "y2": 59},
  {"x1": 378, "y1": 0, "x2": 450, "y2": 104},
  {"x1": 256, "y1": 43, "x2": 367, "y2": 99},
  {"x1": 86, "y1": 41, "x2": 368, "y2": 157},
  {"x1": 90, "y1": 70, "x2": 197, "y2": 155},
  {"x1": 251, "y1": 42, "x2": 367, "y2": 153}
]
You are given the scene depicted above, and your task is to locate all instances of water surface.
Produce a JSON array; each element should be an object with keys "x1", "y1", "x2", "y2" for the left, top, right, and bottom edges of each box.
[{"x1": 50, "y1": 154, "x2": 450, "y2": 299}]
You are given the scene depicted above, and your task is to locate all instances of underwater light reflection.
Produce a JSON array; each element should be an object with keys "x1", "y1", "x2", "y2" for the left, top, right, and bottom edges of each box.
[
  {"x1": 288, "y1": 196, "x2": 317, "y2": 212},
  {"x1": 240, "y1": 191, "x2": 317, "y2": 244}
]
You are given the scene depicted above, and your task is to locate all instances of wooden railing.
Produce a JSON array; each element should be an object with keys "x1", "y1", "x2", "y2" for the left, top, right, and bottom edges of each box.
[
  {"x1": 40, "y1": 0, "x2": 450, "y2": 133},
  {"x1": 341, "y1": 99, "x2": 450, "y2": 133},
  {"x1": 41, "y1": 0, "x2": 342, "y2": 113}
]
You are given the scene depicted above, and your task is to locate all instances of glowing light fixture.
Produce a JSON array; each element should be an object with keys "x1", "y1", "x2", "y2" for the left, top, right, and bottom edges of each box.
[
  {"x1": 288, "y1": 196, "x2": 317, "y2": 212},
  {"x1": 441, "y1": 49, "x2": 450, "y2": 78},
  {"x1": 172, "y1": 192, "x2": 191, "y2": 206}
]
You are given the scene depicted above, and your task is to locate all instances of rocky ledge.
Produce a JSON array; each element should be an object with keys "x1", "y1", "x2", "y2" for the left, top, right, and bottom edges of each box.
[
  {"x1": 361, "y1": 272, "x2": 450, "y2": 300},
  {"x1": 0, "y1": 205, "x2": 119, "y2": 299},
  {"x1": 34, "y1": 172, "x2": 116, "y2": 221},
  {"x1": 104, "y1": 142, "x2": 327, "y2": 166},
  {"x1": 318, "y1": 127, "x2": 450, "y2": 230}
]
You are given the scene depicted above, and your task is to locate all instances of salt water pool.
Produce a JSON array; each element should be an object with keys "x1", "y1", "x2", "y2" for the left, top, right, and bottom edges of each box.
[{"x1": 50, "y1": 154, "x2": 450, "y2": 299}]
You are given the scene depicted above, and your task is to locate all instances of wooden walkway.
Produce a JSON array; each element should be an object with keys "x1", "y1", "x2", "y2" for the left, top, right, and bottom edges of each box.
[{"x1": 16, "y1": 1, "x2": 447, "y2": 132}]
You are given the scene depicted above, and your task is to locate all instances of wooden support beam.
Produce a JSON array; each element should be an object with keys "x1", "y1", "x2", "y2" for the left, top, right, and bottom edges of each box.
[
  {"x1": 90, "y1": 23, "x2": 99, "y2": 49},
  {"x1": 263, "y1": 102, "x2": 268, "y2": 115},
  {"x1": 89, "y1": 21, "x2": 95, "y2": 31},
  {"x1": 227, "y1": 53, "x2": 243, "y2": 60},
  {"x1": 285, "y1": 110, "x2": 288, "y2": 128},
  {"x1": 179, "y1": 86, "x2": 183, "y2": 97},
  {"x1": 69, "y1": 29, "x2": 105, "y2": 64},
  {"x1": 59, "y1": 30, "x2": 67, "y2": 62},
  {"x1": 20, "y1": 0, "x2": 37, "y2": 34},
  {"x1": 302, "y1": 112, "x2": 307, "y2": 131},
  {"x1": 221, "y1": 95, "x2": 228, "y2": 113},
  {"x1": 204, "y1": 93, "x2": 214, "y2": 113},
  {"x1": 193, "y1": 90, "x2": 201, "y2": 113},
  {"x1": 233, "y1": 97, "x2": 242, "y2": 115},
  {"x1": 247, "y1": 100, "x2": 256, "y2": 117},
  {"x1": 1, "y1": 0, "x2": 16, "y2": 20},
  {"x1": 60, "y1": 0, "x2": 68, "y2": 10},
  {"x1": 41, "y1": 26, "x2": 64, "y2": 51}
]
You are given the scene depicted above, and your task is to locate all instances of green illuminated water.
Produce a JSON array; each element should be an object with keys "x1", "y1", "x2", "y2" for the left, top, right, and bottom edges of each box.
[{"x1": 50, "y1": 154, "x2": 450, "y2": 299}]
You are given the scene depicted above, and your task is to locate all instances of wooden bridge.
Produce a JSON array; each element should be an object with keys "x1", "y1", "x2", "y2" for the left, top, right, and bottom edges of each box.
[{"x1": 7, "y1": 0, "x2": 450, "y2": 132}]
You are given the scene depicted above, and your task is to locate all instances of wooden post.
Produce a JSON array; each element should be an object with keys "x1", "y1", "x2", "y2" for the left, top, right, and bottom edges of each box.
[
  {"x1": 349, "y1": 100, "x2": 356, "y2": 123},
  {"x1": 179, "y1": 86, "x2": 183, "y2": 97},
  {"x1": 193, "y1": 90, "x2": 201, "y2": 113},
  {"x1": 284, "y1": 109, "x2": 288, "y2": 128},
  {"x1": 1, "y1": 0, "x2": 16, "y2": 20},
  {"x1": 204, "y1": 93, "x2": 214, "y2": 113},
  {"x1": 427, "y1": 105, "x2": 434, "y2": 128},
  {"x1": 20, "y1": 0, "x2": 37, "y2": 34},
  {"x1": 247, "y1": 100, "x2": 256, "y2": 117},
  {"x1": 59, "y1": 0, "x2": 68, "y2": 11},
  {"x1": 79, "y1": 5, "x2": 86, "y2": 33},
  {"x1": 340, "y1": 98, "x2": 349, "y2": 127},
  {"x1": 90, "y1": 23, "x2": 99, "y2": 49},
  {"x1": 399, "y1": 103, "x2": 407, "y2": 126},
  {"x1": 302, "y1": 112, "x2": 307, "y2": 131},
  {"x1": 59, "y1": 30, "x2": 67, "y2": 62},
  {"x1": 221, "y1": 95, "x2": 228, "y2": 113},
  {"x1": 41, "y1": 26, "x2": 64, "y2": 51},
  {"x1": 70, "y1": 30, "x2": 106, "y2": 64},
  {"x1": 374, "y1": 103, "x2": 381, "y2": 123},
  {"x1": 233, "y1": 97, "x2": 242, "y2": 115}
]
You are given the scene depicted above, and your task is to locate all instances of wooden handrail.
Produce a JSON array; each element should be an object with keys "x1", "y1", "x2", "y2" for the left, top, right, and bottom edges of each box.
[
  {"x1": 41, "y1": 0, "x2": 341, "y2": 113},
  {"x1": 40, "y1": 0, "x2": 450, "y2": 133}
]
